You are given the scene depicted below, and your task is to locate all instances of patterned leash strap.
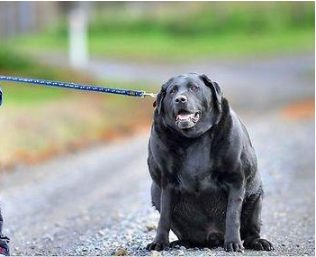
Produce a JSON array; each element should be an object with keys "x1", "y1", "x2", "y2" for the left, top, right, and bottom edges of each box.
[{"x1": 0, "y1": 75, "x2": 157, "y2": 98}]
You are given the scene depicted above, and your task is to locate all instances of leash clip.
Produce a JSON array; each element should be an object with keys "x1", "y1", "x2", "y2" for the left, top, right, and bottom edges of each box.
[{"x1": 142, "y1": 91, "x2": 157, "y2": 98}]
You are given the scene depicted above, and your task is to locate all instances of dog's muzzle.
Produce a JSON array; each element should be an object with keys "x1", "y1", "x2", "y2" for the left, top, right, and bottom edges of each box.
[{"x1": 175, "y1": 110, "x2": 200, "y2": 129}]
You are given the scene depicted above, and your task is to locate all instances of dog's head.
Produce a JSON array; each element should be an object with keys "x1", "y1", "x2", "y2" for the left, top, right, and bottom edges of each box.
[{"x1": 154, "y1": 73, "x2": 223, "y2": 138}]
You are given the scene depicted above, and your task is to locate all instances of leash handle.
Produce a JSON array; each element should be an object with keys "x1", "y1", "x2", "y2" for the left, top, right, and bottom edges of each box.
[{"x1": 0, "y1": 75, "x2": 157, "y2": 99}]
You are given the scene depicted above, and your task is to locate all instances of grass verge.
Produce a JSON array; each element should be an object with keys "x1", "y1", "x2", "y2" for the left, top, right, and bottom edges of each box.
[
  {"x1": 5, "y1": 28, "x2": 314, "y2": 62},
  {"x1": 0, "y1": 49, "x2": 154, "y2": 169}
]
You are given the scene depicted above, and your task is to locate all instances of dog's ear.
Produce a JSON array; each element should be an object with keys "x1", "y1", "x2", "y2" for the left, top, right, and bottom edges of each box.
[
  {"x1": 153, "y1": 81, "x2": 170, "y2": 114},
  {"x1": 0, "y1": 85, "x2": 2, "y2": 106},
  {"x1": 154, "y1": 78, "x2": 173, "y2": 114},
  {"x1": 199, "y1": 74, "x2": 222, "y2": 105},
  {"x1": 154, "y1": 87, "x2": 166, "y2": 114}
]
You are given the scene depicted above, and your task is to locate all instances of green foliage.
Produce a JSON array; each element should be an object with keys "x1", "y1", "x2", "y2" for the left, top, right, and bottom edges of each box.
[
  {"x1": 2, "y1": 2, "x2": 315, "y2": 61},
  {"x1": 89, "y1": 2, "x2": 315, "y2": 37},
  {"x1": 0, "y1": 48, "x2": 33, "y2": 70}
]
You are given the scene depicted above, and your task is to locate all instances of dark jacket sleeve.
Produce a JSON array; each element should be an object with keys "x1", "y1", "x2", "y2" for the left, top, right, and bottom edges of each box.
[{"x1": 0, "y1": 85, "x2": 2, "y2": 106}]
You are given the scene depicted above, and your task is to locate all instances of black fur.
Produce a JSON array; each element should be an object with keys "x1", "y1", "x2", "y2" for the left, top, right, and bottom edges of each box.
[{"x1": 146, "y1": 73, "x2": 273, "y2": 252}]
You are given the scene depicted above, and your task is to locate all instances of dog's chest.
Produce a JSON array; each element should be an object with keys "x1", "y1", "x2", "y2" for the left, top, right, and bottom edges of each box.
[{"x1": 176, "y1": 143, "x2": 218, "y2": 193}]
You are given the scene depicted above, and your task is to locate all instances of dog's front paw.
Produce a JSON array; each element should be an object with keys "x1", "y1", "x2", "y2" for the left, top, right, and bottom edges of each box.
[
  {"x1": 146, "y1": 240, "x2": 169, "y2": 251},
  {"x1": 224, "y1": 239, "x2": 244, "y2": 252},
  {"x1": 244, "y1": 238, "x2": 274, "y2": 251}
]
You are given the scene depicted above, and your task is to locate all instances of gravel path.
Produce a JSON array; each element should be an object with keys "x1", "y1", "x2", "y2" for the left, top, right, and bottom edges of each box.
[{"x1": 0, "y1": 111, "x2": 314, "y2": 256}]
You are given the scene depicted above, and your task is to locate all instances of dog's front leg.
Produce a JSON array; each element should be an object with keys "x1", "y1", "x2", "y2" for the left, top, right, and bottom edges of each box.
[
  {"x1": 224, "y1": 180, "x2": 245, "y2": 252},
  {"x1": 147, "y1": 184, "x2": 174, "y2": 251}
]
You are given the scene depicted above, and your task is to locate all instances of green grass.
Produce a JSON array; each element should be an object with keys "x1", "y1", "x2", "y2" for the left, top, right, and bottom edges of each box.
[
  {"x1": 3, "y1": 1, "x2": 314, "y2": 62},
  {"x1": 88, "y1": 29, "x2": 314, "y2": 60},
  {"x1": 5, "y1": 28, "x2": 314, "y2": 62},
  {"x1": 1, "y1": 84, "x2": 66, "y2": 106},
  {"x1": 0, "y1": 47, "x2": 98, "y2": 106}
]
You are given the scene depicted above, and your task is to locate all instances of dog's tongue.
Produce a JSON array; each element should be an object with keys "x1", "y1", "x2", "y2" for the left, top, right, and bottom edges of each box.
[{"x1": 177, "y1": 112, "x2": 193, "y2": 121}]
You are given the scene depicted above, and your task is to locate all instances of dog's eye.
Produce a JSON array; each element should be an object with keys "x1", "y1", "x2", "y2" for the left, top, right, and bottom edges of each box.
[
  {"x1": 190, "y1": 85, "x2": 199, "y2": 92},
  {"x1": 170, "y1": 88, "x2": 178, "y2": 94}
]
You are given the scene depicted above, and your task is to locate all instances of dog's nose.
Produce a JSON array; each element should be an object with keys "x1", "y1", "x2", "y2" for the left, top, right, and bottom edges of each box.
[{"x1": 175, "y1": 95, "x2": 187, "y2": 104}]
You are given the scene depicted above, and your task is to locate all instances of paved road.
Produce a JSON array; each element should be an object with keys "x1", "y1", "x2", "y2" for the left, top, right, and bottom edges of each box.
[
  {"x1": 40, "y1": 52, "x2": 315, "y2": 111},
  {"x1": 1, "y1": 54, "x2": 315, "y2": 256}
]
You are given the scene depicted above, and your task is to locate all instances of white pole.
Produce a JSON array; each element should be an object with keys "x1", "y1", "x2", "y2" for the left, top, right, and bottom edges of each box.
[{"x1": 68, "y1": 5, "x2": 89, "y2": 69}]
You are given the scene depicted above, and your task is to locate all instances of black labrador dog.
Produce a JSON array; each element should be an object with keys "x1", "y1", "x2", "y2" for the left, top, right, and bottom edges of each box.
[{"x1": 146, "y1": 73, "x2": 273, "y2": 252}]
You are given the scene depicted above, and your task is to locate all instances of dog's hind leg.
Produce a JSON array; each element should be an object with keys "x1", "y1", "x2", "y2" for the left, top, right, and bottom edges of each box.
[{"x1": 241, "y1": 195, "x2": 273, "y2": 251}]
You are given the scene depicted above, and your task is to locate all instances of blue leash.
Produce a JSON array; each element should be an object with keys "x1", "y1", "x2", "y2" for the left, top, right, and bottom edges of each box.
[{"x1": 0, "y1": 75, "x2": 157, "y2": 99}]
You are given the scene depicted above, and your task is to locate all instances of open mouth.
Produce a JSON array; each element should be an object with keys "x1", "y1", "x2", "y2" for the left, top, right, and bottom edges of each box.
[{"x1": 175, "y1": 110, "x2": 200, "y2": 129}]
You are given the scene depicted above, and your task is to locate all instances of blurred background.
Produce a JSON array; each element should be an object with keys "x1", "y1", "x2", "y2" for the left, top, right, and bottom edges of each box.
[
  {"x1": 0, "y1": 1, "x2": 314, "y2": 167},
  {"x1": 0, "y1": 1, "x2": 314, "y2": 256}
]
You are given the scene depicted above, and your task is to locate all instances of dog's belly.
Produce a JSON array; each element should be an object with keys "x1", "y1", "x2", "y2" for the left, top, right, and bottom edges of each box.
[{"x1": 171, "y1": 190, "x2": 227, "y2": 246}]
